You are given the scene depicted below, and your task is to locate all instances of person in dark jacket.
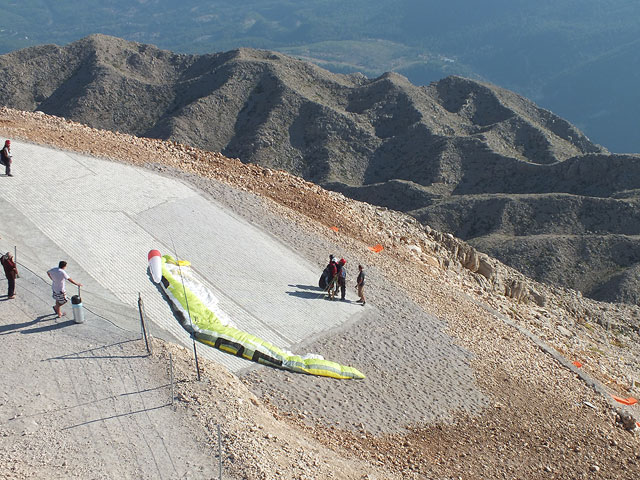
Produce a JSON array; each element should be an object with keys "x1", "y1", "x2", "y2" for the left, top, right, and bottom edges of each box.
[
  {"x1": 356, "y1": 264, "x2": 366, "y2": 306},
  {"x1": 1, "y1": 140, "x2": 12, "y2": 176},
  {"x1": 1, "y1": 252, "x2": 18, "y2": 299},
  {"x1": 336, "y1": 258, "x2": 347, "y2": 300}
]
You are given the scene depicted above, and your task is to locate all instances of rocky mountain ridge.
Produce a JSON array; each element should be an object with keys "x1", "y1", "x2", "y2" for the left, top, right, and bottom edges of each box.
[{"x1": 1, "y1": 34, "x2": 640, "y2": 303}]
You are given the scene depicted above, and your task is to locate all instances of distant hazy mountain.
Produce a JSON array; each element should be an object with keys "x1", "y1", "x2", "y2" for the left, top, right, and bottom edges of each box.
[
  {"x1": 2, "y1": 35, "x2": 640, "y2": 304},
  {"x1": 0, "y1": 1, "x2": 638, "y2": 153}
]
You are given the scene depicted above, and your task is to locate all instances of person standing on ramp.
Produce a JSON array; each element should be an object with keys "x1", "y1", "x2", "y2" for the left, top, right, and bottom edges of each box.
[
  {"x1": 337, "y1": 258, "x2": 347, "y2": 300},
  {"x1": 356, "y1": 264, "x2": 366, "y2": 306},
  {"x1": 1, "y1": 140, "x2": 12, "y2": 176},
  {"x1": 1, "y1": 252, "x2": 18, "y2": 299},
  {"x1": 47, "y1": 261, "x2": 82, "y2": 318}
]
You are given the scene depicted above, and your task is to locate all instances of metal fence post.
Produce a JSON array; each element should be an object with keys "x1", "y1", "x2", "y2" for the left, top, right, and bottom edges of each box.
[
  {"x1": 137, "y1": 293, "x2": 151, "y2": 354},
  {"x1": 14, "y1": 246, "x2": 18, "y2": 278},
  {"x1": 169, "y1": 353, "x2": 174, "y2": 406},
  {"x1": 217, "y1": 423, "x2": 223, "y2": 480},
  {"x1": 192, "y1": 337, "x2": 201, "y2": 381}
]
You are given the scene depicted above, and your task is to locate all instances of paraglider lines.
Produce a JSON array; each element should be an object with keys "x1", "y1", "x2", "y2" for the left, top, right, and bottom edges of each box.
[{"x1": 170, "y1": 235, "x2": 201, "y2": 381}]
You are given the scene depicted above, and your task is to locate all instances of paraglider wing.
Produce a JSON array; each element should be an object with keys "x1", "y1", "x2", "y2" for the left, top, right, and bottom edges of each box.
[{"x1": 147, "y1": 250, "x2": 365, "y2": 380}]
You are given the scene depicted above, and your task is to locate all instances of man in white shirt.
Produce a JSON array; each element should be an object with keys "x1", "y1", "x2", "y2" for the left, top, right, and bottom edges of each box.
[{"x1": 47, "y1": 261, "x2": 82, "y2": 318}]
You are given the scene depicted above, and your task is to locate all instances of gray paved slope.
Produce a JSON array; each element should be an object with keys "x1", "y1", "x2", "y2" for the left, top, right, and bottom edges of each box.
[
  {"x1": 0, "y1": 138, "x2": 495, "y2": 439},
  {"x1": 0, "y1": 256, "x2": 217, "y2": 479},
  {"x1": 0, "y1": 139, "x2": 363, "y2": 371}
]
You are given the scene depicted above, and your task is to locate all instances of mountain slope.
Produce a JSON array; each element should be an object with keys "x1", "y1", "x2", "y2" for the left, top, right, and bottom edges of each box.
[
  {"x1": 1, "y1": 1, "x2": 639, "y2": 153},
  {"x1": 0, "y1": 35, "x2": 604, "y2": 179},
  {"x1": 2, "y1": 35, "x2": 640, "y2": 303}
]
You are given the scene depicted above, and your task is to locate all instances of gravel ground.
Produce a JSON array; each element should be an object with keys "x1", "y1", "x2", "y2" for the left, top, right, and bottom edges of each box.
[
  {"x1": 170, "y1": 167, "x2": 488, "y2": 434},
  {"x1": 1, "y1": 107, "x2": 639, "y2": 479}
]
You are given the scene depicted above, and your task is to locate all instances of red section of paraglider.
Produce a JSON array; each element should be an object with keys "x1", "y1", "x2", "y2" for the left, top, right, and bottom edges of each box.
[{"x1": 148, "y1": 249, "x2": 163, "y2": 284}]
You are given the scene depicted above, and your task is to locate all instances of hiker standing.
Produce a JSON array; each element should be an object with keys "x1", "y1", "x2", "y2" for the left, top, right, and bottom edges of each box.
[
  {"x1": 326, "y1": 256, "x2": 338, "y2": 300},
  {"x1": 47, "y1": 261, "x2": 82, "y2": 318},
  {"x1": 1, "y1": 252, "x2": 18, "y2": 299},
  {"x1": 1, "y1": 140, "x2": 12, "y2": 176},
  {"x1": 356, "y1": 264, "x2": 366, "y2": 306},
  {"x1": 336, "y1": 258, "x2": 347, "y2": 300}
]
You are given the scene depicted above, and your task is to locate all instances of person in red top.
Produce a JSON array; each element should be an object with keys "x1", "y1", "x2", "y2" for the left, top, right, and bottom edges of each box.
[
  {"x1": 1, "y1": 252, "x2": 18, "y2": 299},
  {"x1": 1, "y1": 140, "x2": 12, "y2": 176},
  {"x1": 336, "y1": 258, "x2": 347, "y2": 300}
]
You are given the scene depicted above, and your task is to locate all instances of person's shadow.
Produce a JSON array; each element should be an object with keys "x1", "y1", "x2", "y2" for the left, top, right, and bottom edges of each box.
[
  {"x1": 286, "y1": 284, "x2": 327, "y2": 300},
  {"x1": 0, "y1": 313, "x2": 57, "y2": 335},
  {"x1": 21, "y1": 319, "x2": 75, "y2": 334},
  {"x1": 288, "y1": 284, "x2": 322, "y2": 291}
]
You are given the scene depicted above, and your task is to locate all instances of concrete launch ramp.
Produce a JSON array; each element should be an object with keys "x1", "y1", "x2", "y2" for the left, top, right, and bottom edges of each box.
[{"x1": 0, "y1": 140, "x2": 363, "y2": 372}]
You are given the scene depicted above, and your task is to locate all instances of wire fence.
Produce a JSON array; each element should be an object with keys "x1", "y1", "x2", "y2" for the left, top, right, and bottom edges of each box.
[
  {"x1": 137, "y1": 293, "x2": 152, "y2": 355},
  {"x1": 2, "y1": 244, "x2": 226, "y2": 478},
  {"x1": 137, "y1": 290, "x2": 225, "y2": 480}
]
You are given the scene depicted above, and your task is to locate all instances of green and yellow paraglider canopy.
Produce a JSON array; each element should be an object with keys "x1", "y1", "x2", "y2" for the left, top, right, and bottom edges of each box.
[{"x1": 149, "y1": 252, "x2": 364, "y2": 380}]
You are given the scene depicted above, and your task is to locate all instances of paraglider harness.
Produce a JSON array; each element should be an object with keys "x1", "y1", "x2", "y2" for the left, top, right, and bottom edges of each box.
[
  {"x1": 319, "y1": 264, "x2": 331, "y2": 290},
  {"x1": 319, "y1": 259, "x2": 339, "y2": 299}
]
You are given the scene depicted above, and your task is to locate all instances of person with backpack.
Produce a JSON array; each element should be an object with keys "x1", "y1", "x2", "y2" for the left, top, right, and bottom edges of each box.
[
  {"x1": 326, "y1": 255, "x2": 338, "y2": 300},
  {"x1": 1, "y1": 139, "x2": 12, "y2": 176},
  {"x1": 319, "y1": 254, "x2": 335, "y2": 290},
  {"x1": 336, "y1": 258, "x2": 347, "y2": 300}
]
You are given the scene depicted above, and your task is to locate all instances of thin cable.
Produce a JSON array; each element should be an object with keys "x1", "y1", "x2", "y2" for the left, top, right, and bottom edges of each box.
[
  {"x1": 15, "y1": 260, "x2": 132, "y2": 333},
  {"x1": 169, "y1": 234, "x2": 201, "y2": 380},
  {"x1": 169, "y1": 236, "x2": 195, "y2": 331},
  {"x1": 15, "y1": 261, "x2": 49, "y2": 284},
  {"x1": 16, "y1": 260, "x2": 105, "y2": 298},
  {"x1": 82, "y1": 305, "x2": 132, "y2": 333}
]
